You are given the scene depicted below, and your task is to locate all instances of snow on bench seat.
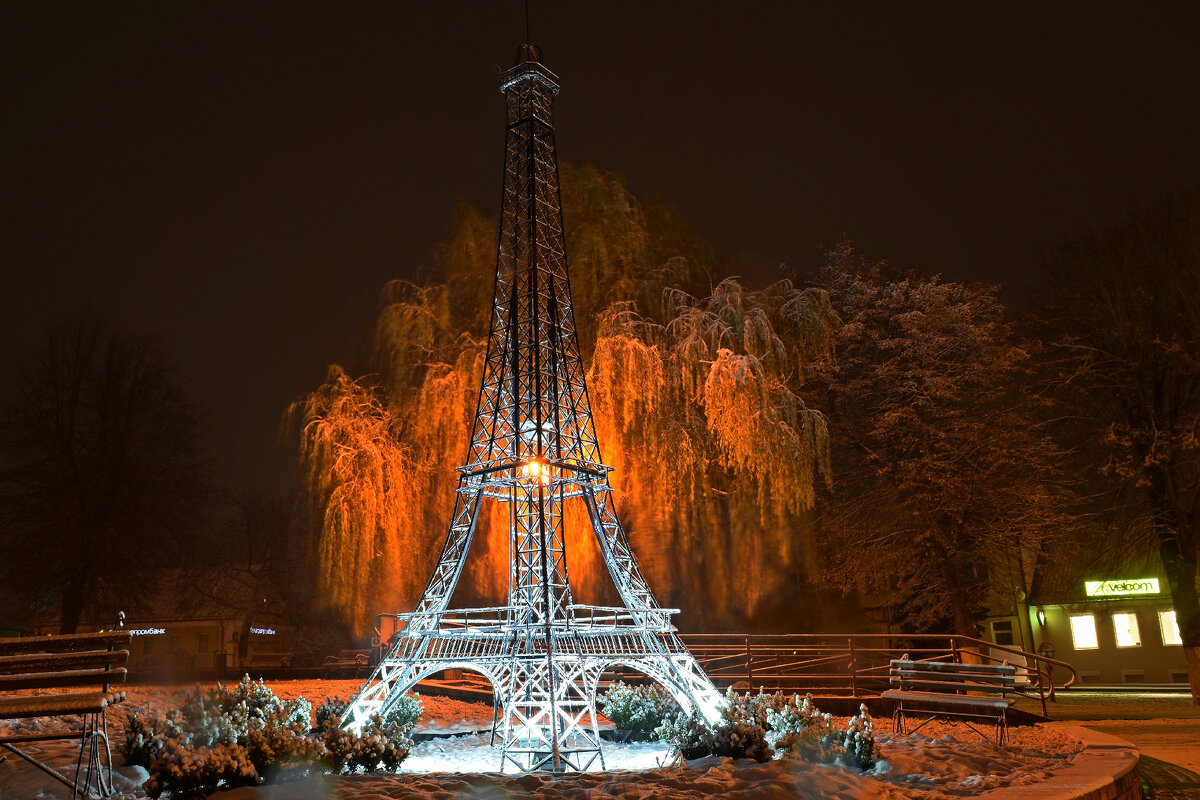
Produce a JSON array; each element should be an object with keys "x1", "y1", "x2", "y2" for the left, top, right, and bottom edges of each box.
[
  {"x1": 0, "y1": 648, "x2": 130, "y2": 674},
  {"x1": 880, "y1": 689, "x2": 1012, "y2": 710},
  {"x1": 0, "y1": 666, "x2": 128, "y2": 691},
  {"x1": 0, "y1": 690, "x2": 126, "y2": 720},
  {"x1": 0, "y1": 630, "x2": 131, "y2": 655}
]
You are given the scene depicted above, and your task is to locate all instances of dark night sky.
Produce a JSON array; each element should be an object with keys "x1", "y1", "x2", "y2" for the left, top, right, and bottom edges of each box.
[{"x1": 3, "y1": 2, "x2": 1199, "y2": 496}]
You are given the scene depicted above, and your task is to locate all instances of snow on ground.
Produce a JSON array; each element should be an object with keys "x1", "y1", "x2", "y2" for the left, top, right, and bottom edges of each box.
[{"x1": 1, "y1": 679, "x2": 1087, "y2": 799}]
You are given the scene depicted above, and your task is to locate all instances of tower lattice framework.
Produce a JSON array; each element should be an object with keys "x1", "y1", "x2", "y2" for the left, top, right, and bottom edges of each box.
[{"x1": 343, "y1": 44, "x2": 721, "y2": 772}]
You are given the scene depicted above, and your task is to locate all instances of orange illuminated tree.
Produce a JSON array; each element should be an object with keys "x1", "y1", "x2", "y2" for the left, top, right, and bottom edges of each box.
[{"x1": 286, "y1": 165, "x2": 837, "y2": 633}]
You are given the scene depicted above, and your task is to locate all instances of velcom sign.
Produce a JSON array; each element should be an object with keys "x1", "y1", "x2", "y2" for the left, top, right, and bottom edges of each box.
[{"x1": 1084, "y1": 578, "x2": 1160, "y2": 597}]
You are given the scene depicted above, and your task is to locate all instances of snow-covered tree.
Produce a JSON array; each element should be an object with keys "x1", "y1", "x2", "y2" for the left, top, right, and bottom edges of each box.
[
  {"x1": 1040, "y1": 190, "x2": 1200, "y2": 702},
  {"x1": 811, "y1": 244, "x2": 1077, "y2": 635}
]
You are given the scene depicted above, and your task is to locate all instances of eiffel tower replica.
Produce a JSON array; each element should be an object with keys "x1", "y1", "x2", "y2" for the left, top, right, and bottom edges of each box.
[{"x1": 343, "y1": 43, "x2": 721, "y2": 773}]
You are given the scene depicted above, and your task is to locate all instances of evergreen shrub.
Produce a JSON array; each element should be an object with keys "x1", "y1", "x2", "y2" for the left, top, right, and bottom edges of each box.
[
  {"x1": 122, "y1": 676, "x2": 418, "y2": 798},
  {"x1": 657, "y1": 690, "x2": 879, "y2": 769},
  {"x1": 656, "y1": 688, "x2": 772, "y2": 762},
  {"x1": 770, "y1": 693, "x2": 837, "y2": 761},
  {"x1": 839, "y1": 703, "x2": 877, "y2": 769},
  {"x1": 599, "y1": 681, "x2": 677, "y2": 736},
  {"x1": 314, "y1": 695, "x2": 348, "y2": 728},
  {"x1": 383, "y1": 692, "x2": 425, "y2": 730}
]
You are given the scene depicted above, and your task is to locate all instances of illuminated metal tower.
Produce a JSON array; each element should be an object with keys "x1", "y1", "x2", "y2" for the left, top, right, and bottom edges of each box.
[{"x1": 343, "y1": 44, "x2": 721, "y2": 772}]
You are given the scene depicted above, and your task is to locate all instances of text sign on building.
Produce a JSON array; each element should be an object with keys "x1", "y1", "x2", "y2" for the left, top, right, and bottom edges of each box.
[{"x1": 1084, "y1": 578, "x2": 1160, "y2": 598}]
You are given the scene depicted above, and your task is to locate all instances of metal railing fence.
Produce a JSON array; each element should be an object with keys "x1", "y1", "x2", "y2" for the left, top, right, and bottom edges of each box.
[{"x1": 676, "y1": 633, "x2": 1078, "y2": 717}]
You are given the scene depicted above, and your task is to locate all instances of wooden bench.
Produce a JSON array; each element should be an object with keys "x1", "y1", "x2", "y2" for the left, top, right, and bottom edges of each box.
[
  {"x1": 239, "y1": 651, "x2": 294, "y2": 676},
  {"x1": 0, "y1": 621, "x2": 131, "y2": 798},
  {"x1": 882, "y1": 657, "x2": 1017, "y2": 744},
  {"x1": 323, "y1": 649, "x2": 370, "y2": 678}
]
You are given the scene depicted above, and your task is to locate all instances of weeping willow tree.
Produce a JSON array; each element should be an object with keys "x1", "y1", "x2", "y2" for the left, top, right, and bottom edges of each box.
[
  {"x1": 287, "y1": 164, "x2": 837, "y2": 633},
  {"x1": 588, "y1": 279, "x2": 836, "y2": 623}
]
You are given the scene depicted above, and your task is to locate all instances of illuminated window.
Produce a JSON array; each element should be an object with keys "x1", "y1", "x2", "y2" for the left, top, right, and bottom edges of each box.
[
  {"x1": 1112, "y1": 613, "x2": 1141, "y2": 647},
  {"x1": 1159, "y1": 610, "x2": 1182, "y2": 646},
  {"x1": 1070, "y1": 615, "x2": 1099, "y2": 650}
]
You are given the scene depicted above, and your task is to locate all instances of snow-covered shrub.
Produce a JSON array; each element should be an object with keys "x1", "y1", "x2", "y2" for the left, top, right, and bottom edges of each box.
[
  {"x1": 655, "y1": 707, "x2": 712, "y2": 760},
  {"x1": 314, "y1": 696, "x2": 348, "y2": 728},
  {"x1": 243, "y1": 710, "x2": 324, "y2": 782},
  {"x1": 383, "y1": 693, "x2": 424, "y2": 731},
  {"x1": 600, "y1": 681, "x2": 677, "y2": 735},
  {"x1": 839, "y1": 704, "x2": 876, "y2": 769},
  {"x1": 122, "y1": 713, "x2": 166, "y2": 767},
  {"x1": 146, "y1": 676, "x2": 311, "y2": 750},
  {"x1": 347, "y1": 713, "x2": 413, "y2": 772},
  {"x1": 318, "y1": 714, "x2": 413, "y2": 773},
  {"x1": 772, "y1": 694, "x2": 837, "y2": 761},
  {"x1": 143, "y1": 740, "x2": 258, "y2": 799},
  {"x1": 656, "y1": 689, "x2": 772, "y2": 762},
  {"x1": 765, "y1": 693, "x2": 829, "y2": 735},
  {"x1": 726, "y1": 688, "x2": 787, "y2": 731},
  {"x1": 709, "y1": 715, "x2": 773, "y2": 761},
  {"x1": 123, "y1": 677, "x2": 414, "y2": 794}
]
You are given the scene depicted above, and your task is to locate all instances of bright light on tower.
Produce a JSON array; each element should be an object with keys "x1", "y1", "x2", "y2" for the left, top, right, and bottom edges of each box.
[{"x1": 521, "y1": 459, "x2": 551, "y2": 484}]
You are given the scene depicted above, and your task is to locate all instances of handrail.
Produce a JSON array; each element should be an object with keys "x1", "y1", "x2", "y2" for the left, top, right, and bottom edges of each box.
[
  {"x1": 677, "y1": 633, "x2": 1080, "y2": 718},
  {"x1": 366, "y1": 619, "x2": 1081, "y2": 720}
]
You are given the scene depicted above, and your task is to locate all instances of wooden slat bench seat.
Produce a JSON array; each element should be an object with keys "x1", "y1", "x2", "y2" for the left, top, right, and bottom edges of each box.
[
  {"x1": 0, "y1": 690, "x2": 127, "y2": 719},
  {"x1": 0, "y1": 649, "x2": 129, "y2": 674},
  {"x1": 0, "y1": 667, "x2": 128, "y2": 692},
  {"x1": 239, "y1": 652, "x2": 295, "y2": 676},
  {"x1": 0, "y1": 619, "x2": 132, "y2": 798},
  {"x1": 323, "y1": 649, "x2": 369, "y2": 678},
  {"x1": 882, "y1": 657, "x2": 1017, "y2": 744}
]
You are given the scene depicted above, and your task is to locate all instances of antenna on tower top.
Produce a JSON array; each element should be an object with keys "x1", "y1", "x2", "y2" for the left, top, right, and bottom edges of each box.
[{"x1": 524, "y1": 0, "x2": 531, "y2": 44}]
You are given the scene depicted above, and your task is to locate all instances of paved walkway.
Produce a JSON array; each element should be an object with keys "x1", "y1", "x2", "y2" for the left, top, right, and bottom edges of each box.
[{"x1": 1075, "y1": 719, "x2": 1200, "y2": 800}]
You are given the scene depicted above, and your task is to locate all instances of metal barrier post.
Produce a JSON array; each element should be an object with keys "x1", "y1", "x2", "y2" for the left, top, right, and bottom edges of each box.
[{"x1": 848, "y1": 638, "x2": 858, "y2": 697}]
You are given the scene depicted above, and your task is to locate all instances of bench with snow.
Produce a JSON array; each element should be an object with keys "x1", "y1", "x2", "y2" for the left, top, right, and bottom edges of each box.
[
  {"x1": 882, "y1": 657, "x2": 1017, "y2": 744},
  {"x1": 239, "y1": 652, "x2": 294, "y2": 676},
  {"x1": 0, "y1": 622, "x2": 131, "y2": 798},
  {"x1": 322, "y1": 650, "x2": 369, "y2": 678}
]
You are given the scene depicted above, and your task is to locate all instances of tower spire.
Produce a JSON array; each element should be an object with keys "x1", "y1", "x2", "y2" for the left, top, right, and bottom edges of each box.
[{"x1": 343, "y1": 44, "x2": 720, "y2": 773}]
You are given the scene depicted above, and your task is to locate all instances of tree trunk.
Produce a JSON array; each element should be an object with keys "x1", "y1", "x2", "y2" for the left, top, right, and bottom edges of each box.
[
  {"x1": 238, "y1": 612, "x2": 253, "y2": 664},
  {"x1": 1157, "y1": 517, "x2": 1200, "y2": 705},
  {"x1": 58, "y1": 565, "x2": 91, "y2": 634},
  {"x1": 1186, "y1": 647, "x2": 1200, "y2": 706},
  {"x1": 948, "y1": 576, "x2": 982, "y2": 666}
]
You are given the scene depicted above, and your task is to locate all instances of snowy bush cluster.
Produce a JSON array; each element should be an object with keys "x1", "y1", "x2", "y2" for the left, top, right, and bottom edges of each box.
[
  {"x1": 841, "y1": 703, "x2": 877, "y2": 769},
  {"x1": 383, "y1": 692, "x2": 425, "y2": 730},
  {"x1": 313, "y1": 695, "x2": 349, "y2": 728},
  {"x1": 770, "y1": 692, "x2": 837, "y2": 761},
  {"x1": 656, "y1": 689, "x2": 877, "y2": 769},
  {"x1": 598, "y1": 681, "x2": 677, "y2": 736},
  {"x1": 122, "y1": 676, "x2": 420, "y2": 797}
]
